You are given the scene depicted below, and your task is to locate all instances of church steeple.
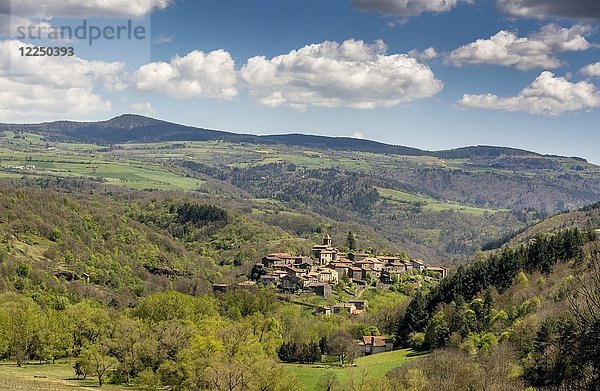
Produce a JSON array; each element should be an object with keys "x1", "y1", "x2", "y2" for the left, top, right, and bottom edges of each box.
[{"x1": 323, "y1": 233, "x2": 332, "y2": 247}]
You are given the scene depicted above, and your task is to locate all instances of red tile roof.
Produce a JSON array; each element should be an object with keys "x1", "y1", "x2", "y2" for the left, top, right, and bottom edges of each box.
[{"x1": 362, "y1": 336, "x2": 387, "y2": 347}]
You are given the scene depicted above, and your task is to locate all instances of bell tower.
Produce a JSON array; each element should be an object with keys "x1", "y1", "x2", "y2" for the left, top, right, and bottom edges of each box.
[{"x1": 323, "y1": 233, "x2": 332, "y2": 247}]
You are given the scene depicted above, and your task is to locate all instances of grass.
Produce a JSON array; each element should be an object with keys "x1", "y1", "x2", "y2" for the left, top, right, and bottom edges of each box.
[
  {"x1": 0, "y1": 154, "x2": 203, "y2": 192},
  {"x1": 377, "y1": 187, "x2": 501, "y2": 216},
  {"x1": 287, "y1": 349, "x2": 422, "y2": 390},
  {"x1": 0, "y1": 361, "x2": 126, "y2": 390},
  {"x1": 0, "y1": 133, "x2": 205, "y2": 191},
  {"x1": 0, "y1": 350, "x2": 419, "y2": 391}
]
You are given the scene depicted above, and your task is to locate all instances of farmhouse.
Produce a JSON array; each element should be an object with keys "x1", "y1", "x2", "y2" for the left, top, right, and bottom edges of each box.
[
  {"x1": 348, "y1": 299, "x2": 368, "y2": 311},
  {"x1": 306, "y1": 282, "x2": 332, "y2": 298},
  {"x1": 333, "y1": 302, "x2": 357, "y2": 315},
  {"x1": 426, "y1": 266, "x2": 449, "y2": 278},
  {"x1": 348, "y1": 266, "x2": 364, "y2": 281},
  {"x1": 318, "y1": 268, "x2": 339, "y2": 284},
  {"x1": 358, "y1": 336, "x2": 394, "y2": 355},
  {"x1": 411, "y1": 259, "x2": 426, "y2": 272}
]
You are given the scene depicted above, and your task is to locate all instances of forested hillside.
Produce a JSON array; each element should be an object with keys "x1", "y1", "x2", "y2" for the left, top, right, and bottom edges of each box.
[
  {"x1": 391, "y1": 204, "x2": 600, "y2": 390},
  {"x1": 0, "y1": 182, "x2": 317, "y2": 306},
  {"x1": 0, "y1": 182, "x2": 416, "y2": 390},
  {"x1": 2, "y1": 116, "x2": 600, "y2": 261},
  {"x1": 0, "y1": 177, "x2": 600, "y2": 389}
]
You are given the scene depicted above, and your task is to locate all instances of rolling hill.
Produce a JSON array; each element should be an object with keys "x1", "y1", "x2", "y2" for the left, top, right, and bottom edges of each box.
[
  {"x1": 0, "y1": 114, "x2": 577, "y2": 160},
  {"x1": 1, "y1": 114, "x2": 600, "y2": 260}
]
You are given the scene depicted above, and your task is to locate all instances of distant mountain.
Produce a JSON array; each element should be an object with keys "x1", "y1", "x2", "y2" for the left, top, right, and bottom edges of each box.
[{"x1": 0, "y1": 114, "x2": 581, "y2": 161}]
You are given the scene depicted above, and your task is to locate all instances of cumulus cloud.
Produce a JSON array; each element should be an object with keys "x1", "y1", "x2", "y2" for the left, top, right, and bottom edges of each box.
[
  {"x1": 408, "y1": 47, "x2": 439, "y2": 61},
  {"x1": 581, "y1": 62, "x2": 600, "y2": 77},
  {"x1": 497, "y1": 0, "x2": 600, "y2": 19},
  {"x1": 132, "y1": 50, "x2": 239, "y2": 100},
  {"x1": 241, "y1": 39, "x2": 443, "y2": 110},
  {"x1": 353, "y1": 131, "x2": 366, "y2": 139},
  {"x1": 0, "y1": 40, "x2": 122, "y2": 122},
  {"x1": 447, "y1": 24, "x2": 591, "y2": 70},
  {"x1": 352, "y1": 0, "x2": 469, "y2": 18},
  {"x1": 4, "y1": 0, "x2": 171, "y2": 19},
  {"x1": 457, "y1": 71, "x2": 600, "y2": 115}
]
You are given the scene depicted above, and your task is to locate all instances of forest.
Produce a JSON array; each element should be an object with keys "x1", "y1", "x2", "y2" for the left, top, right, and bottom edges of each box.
[{"x1": 1, "y1": 178, "x2": 600, "y2": 389}]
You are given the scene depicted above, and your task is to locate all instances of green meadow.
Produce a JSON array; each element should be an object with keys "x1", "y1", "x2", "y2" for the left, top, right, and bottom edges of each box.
[
  {"x1": 288, "y1": 349, "x2": 422, "y2": 390},
  {"x1": 377, "y1": 187, "x2": 501, "y2": 216},
  {"x1": 0, "y1": 361, "x2": 126, "y2": 390}
]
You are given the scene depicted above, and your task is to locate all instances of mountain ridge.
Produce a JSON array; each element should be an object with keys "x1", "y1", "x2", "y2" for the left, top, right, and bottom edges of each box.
[{"x1": 0, "y1": 114, "x2": 588, "y2": 162}]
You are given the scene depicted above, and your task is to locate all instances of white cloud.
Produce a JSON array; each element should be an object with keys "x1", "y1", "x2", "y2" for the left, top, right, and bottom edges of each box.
[
  {"x1": 241, "y1": 39, "x2": 443, "y2": 110},
  {"x1": 153, "y1": 34, "x2": 174, "y2": 44},
  {"x1": 497, "y1": 0, "x2": 600, "y2": 20},
  {"x1": 447, "y1": 24, "x2": 591, "y2": 70},
  {"x1": 457, "y1": 71, "x2": 600, "y2": 115},
  {"x1": 132, "y1": 50, "x2": 239, "y2": 100},
  {"x1": 0, "y1": 40, "x2": 122, "y2": 122},
  {"x1": 129, "y1": 102, "x2": 156, "y2": 116},
  {"x1": 582, "y1": 62, "x2": 600, "y2": 77},
  {"x1": 408, "y1": 47, "x2": 439, "y2": 61},
  {"x1": 353, "y1": 131, "x2": 366, "y2": 139},
  {"x1": 4, "y1": 0, "x2": 171, "y2": 19},
  {"x1": 352, "y1": 0, "x2": 469, "y2": 18}
]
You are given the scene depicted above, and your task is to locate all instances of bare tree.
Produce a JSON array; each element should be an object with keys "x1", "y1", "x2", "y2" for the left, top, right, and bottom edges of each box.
[{"x1": 327, "y1": 330, "x2": 361, "y2": 365}]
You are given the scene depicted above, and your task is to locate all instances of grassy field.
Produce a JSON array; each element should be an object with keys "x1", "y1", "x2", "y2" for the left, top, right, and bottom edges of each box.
[
  {"x1": 0, "y1": 135, "x2": 204, "y2": 191},
  {"x1": 0, "y1": 351, "x2": 419, "y2": 391},
  {"x1": 377, "y1": 187, "x2": 501, "y2": 216},
  {"x1": 0, "y1": 361, "x2": 125, "y2": 390},
  {"x1": 287, "y1": 349, "x2": 422, "y2": 390}
]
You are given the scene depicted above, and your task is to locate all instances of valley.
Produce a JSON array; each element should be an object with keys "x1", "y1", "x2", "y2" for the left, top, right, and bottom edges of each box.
[
  {"x1": 0, "y1": 115, "x2": 600, "y2": 390},
  {"x1": 3, "y1": 115, "x2": 600, "y2": 261}
]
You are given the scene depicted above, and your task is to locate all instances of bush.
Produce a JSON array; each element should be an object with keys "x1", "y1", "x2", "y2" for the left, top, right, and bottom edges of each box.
[{"x1": 409, "y1": 332, "x2": 426, "y2": 350}]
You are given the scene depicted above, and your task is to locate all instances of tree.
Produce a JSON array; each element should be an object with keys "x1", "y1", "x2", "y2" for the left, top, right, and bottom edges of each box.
[
  {"x1": 327, "y1": 330, "x2": 360, "y2": 365},
  {"x1": 396, "y1": 290, "x2": 429, "y2": 345},
  {"x1": 424, "y1": 311, "x2": 450, "y2": 349},
  {"x1": 346, "y1": 231, "x2": 356, "y2": 251},
  {"x1": 563, "y1": 250, "x2": 600, "y2": 389},
  {"x1": 387, "y1": 367, "x2": 429, "y2": 391},
  {"x1": 109, "y1": 316, "x2": 156, "y2": 383},
  {"x1": 66, "y1": 301, "x2": 110, "y2": 355},
  {"x1": 247, "y1": 359, "x2": 303, "y2": 391},
  {"x1": 78, "y1": 343, "x2": 118, "y2": 386},
  {"x1": 2, "y1": 296, "x2": 43, "y2": 366},
  {"x1": 317, "y1": 371, "x2": 340, "y2": 391}
]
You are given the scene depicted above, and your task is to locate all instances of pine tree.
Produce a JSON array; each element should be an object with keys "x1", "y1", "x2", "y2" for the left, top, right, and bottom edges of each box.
[{"x1": 346, "y1": 231, "x2": 356, "y2": 251}]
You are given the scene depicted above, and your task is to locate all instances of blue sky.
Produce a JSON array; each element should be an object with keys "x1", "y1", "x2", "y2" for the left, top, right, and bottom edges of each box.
[{"x1": 1, "y1": 0, "x2": 600, "y2": 162}]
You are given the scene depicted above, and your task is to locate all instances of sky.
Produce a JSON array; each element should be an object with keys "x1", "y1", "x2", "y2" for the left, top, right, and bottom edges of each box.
[{"x1": 1, "y1": 0, "x2": 600, "y2": 162}]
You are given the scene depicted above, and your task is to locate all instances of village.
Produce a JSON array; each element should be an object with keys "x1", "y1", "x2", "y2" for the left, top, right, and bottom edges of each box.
[
  {"x1": 214, "y1": 234, "x2": 449, "y2": 356},
  {"x1": 251, "y1": 233, "x2": 448, "y2": 300},
  {"x1": 213, "y1": 233, "x2": 448, "y2": 328}
]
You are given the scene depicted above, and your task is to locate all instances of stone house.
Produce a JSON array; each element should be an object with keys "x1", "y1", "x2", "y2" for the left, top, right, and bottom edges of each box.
[{"x1": 358, "y1": 336, "x2": 394, "y2": 355}]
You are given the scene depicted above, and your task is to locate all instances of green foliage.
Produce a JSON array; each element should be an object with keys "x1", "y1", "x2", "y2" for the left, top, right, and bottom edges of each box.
[
  {"x1": 134, "y1": 291, "x2": 218, "y2": 324},
  {"x1": 316, "y1": 371, "x2": 340, "y2": 391},
  {"x1": 424, "y1": 311, "x2": 450, "y2": 349},
  {"x1": 77, "y1": 343, "x2": 118, "y2": 386},
  {"x1": 408, "y1": 332, "x2": 426, "y2": 350},
  {"x1": 277, "y1": 341, "x2": 321, "y2": 363},
  {"x1": 397, "y1": 228, "x2": 589, "y2": 345},
  {"x1": 175, "y1": 203, "x2": 228, "y2": 227},
  {"x1": 516, "y1": 271, "x2": 529, "y2": 286},
  {"x1": 347, "y1": 231, "x2": 356, "y2": 251},
  {"x1": 16, "y1": 262, "x2": 31, "y2": 278}
]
